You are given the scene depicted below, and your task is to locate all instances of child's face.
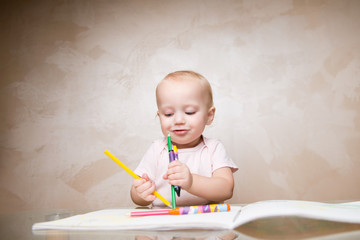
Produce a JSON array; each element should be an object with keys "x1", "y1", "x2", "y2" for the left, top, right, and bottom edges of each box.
[{"x1": 156, "y1": 78, "x2": 215, "y2": 149}]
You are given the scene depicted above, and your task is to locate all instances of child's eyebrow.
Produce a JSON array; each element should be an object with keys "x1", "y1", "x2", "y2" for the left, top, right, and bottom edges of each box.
[
  {"x1": 159, "y1": 105, "x2": 174, "y2": 110},
  {"x1": 183, "y1": 104, "x2": 200, "y2": 109}
]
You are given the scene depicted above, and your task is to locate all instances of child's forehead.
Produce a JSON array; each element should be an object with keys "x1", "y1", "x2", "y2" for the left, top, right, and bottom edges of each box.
[
  {"x1": 160, "y1": 76, "x2": 203, "y2": 89},
  {"x1": 156, "y1": 74, "x2": 213, "y2": 107},
  {"x1": 158, "y1": 81, "x2": 204, "y2": 100},
  {"x1": 159, "y1": 81, "x2": 202, "y2": 99}
]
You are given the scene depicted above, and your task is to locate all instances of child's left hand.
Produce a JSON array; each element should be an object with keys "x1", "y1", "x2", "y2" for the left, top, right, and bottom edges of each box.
[{"x1": 163, "y1": 160, "x2": 193, "y2": 190}]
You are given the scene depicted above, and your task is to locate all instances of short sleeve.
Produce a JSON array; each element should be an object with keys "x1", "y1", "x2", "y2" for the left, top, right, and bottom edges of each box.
[
  {"x1": 210, "y1": 140, "x2": 238, "y2": 173},
  {"x1": 134, "y1": 142, "x2": 157, "y2": 180}
]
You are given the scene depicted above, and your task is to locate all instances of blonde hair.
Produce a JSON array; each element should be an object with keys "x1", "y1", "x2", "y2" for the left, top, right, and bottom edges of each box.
[{"x1": 156, "y1": 70, "x2": 214, "y2": 108}]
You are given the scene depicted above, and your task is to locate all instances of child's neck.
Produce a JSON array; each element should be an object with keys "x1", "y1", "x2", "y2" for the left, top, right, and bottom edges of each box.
[{"x1": 175, "y1": 136, "x2": 203, "y2": 149}]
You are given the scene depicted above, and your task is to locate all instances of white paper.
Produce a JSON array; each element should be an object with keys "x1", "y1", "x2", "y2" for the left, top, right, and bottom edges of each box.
[{"x1": 32, "y1": 200, "x2": 360, "y2": 231}]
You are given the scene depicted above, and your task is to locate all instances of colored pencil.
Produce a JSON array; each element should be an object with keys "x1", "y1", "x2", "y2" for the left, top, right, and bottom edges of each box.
[
  {"x1": 172, "y1": 145, "x2": 181, "y2": 197},
  {"x1": 167, "y1": 132, "x2": 177, "y2": 209},
  {"x1": 129, "y1": 203, "x2": 231, "y2": 217},
  {"x1": 104, "y1": 150, "x2": 171, "y2": 208}
]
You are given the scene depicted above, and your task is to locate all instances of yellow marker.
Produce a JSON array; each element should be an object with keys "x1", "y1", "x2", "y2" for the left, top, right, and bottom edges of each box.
[{"x1": 104, "y1": 150, "x2": 171, "y2": 208}]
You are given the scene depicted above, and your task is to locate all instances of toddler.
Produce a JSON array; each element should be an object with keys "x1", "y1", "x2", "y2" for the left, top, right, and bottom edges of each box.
[{"x1": 131, "y1": 70, "x2": 238, "y2": 207}]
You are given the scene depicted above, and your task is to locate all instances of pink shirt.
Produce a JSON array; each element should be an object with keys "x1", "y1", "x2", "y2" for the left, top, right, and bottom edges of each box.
[{"x1": 134, "y1": 136, "x2": 238, "y2": 207}]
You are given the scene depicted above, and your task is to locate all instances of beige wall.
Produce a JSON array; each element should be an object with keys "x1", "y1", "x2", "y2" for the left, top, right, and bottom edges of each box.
[{"x1": 1, "y1": 0, "x2": 360, "y2": 213}]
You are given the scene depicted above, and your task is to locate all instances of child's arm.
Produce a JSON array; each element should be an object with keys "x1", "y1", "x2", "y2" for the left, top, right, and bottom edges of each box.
[
  {"x1": 187, "y1": 167, "x2": 234, "y2": 201},
  {"x1": 130, "y1": 173, "x2": 157, "y2": 206},
  {"x1": 164, "y1": 161, "x2": 234, "y2": 201}
]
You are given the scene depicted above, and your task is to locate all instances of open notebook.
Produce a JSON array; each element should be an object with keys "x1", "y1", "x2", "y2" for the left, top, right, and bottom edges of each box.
[{"x1": 32, "y1": 200, "x2": 360, "y2": 231}]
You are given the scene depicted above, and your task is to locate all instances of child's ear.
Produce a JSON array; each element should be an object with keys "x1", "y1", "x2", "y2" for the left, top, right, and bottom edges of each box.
[{"x1": 206, "y1": 107, "x2": 216, "y2": 125}]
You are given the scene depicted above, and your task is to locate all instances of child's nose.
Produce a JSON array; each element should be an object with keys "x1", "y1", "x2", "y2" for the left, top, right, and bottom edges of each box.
[{"x1": 174, "y1": 112, "x2": 185, "y2": 124}]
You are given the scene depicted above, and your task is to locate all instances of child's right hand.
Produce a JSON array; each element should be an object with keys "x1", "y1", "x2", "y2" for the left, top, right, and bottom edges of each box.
[{"x1": 132, "y1": 173, "x2": 156, "y2": 202}]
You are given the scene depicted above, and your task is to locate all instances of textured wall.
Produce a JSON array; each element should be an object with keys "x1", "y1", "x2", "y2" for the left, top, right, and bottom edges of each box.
[{"x1": 1, "y1": 0, "x2": 359, "y2": 213}]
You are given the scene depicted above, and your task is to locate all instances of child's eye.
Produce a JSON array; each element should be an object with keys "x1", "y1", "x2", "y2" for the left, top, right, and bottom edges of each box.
[
  {"x1": 185, "y1": 112, "x2": 196, "y2": 115},
  {"x1": 164, "y1": 113, "x2": 174, "y2": 117}
]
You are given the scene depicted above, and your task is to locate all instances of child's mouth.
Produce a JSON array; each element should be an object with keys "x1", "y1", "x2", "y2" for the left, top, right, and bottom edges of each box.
[{"x1": 173, "y1": 129, "x2": 188, "y2": 135}]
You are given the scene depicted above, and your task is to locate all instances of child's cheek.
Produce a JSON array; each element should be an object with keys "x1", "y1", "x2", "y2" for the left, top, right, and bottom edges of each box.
[{"x1": 162, "y1": 117, "x2": 172, "y2": 126}]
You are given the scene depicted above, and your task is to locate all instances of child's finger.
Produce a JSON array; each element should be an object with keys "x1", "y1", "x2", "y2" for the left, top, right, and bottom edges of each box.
[
  {"x1": 168, "y1": 160, "x2": 181, "y2": 168},
  {"x1": 141, "y1": 173, "x2": 150, "y2": 181},
  {"x1": 136, "y1": 179, "x2": 153, "y2": 193},
  {"x1": 143, "y1": 182, "x2": 156, "y2": 195},
  {"x1": 133, "y1": 178, "x2": 145, "y2": 187},
  {"x1": 139, "y1": 182, "x2": 156, "y2": 201}
]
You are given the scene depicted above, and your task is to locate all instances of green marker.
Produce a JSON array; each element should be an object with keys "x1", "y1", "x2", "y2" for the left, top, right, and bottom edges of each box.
[
  {"x1": 167, "y1": 132, "x2": 172, "y2": 151},
  {"x1": 167, "y1": 132, "x2": 176, "y2": 209}
]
